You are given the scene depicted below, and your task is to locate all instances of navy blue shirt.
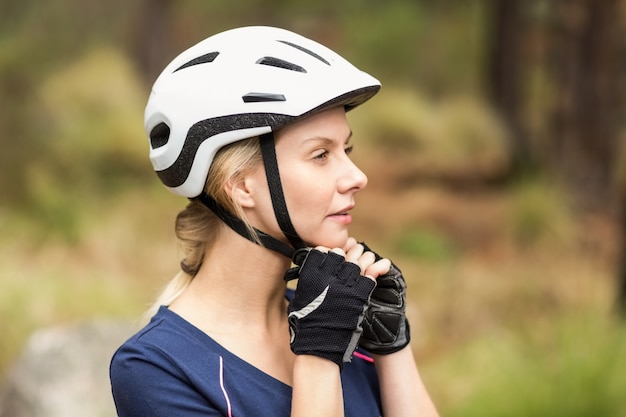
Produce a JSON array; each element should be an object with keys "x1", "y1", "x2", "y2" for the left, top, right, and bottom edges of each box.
[{"x1": 110, "y1": 306, "x2": 382, "y2": 416}]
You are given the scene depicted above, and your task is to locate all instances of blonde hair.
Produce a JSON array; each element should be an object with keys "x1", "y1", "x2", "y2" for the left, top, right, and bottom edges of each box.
[{"x1": 143, "y1": 137, "x2": 262, "y2": 321}]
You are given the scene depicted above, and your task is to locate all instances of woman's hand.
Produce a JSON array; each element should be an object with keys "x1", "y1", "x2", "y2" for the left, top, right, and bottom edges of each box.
[
  {"x1": 287, "y1": 245, "x2": 376, "y2": 368},
  {"x1": 342, "y1": 237, "x2": 391, "y2": 279},
  {"x1": 355, "y1": 241, "x2": 411, "y2": 355}
]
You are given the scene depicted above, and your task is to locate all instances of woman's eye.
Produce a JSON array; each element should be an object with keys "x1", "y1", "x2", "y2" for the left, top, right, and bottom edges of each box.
[
  {"x1": 314, "y1": 150, "x2": 329, "y2": 160},
  {"x1": 345, "y1": 145, "x2": 354, "y2": 156}
]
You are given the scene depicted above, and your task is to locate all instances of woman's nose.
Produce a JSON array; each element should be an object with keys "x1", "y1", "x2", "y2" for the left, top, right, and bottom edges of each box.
[{"x1": 339, "y1": 158, "x2": 368, "y2": 193}]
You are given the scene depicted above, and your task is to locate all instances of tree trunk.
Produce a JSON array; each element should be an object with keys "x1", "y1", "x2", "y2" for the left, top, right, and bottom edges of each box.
[
  {"x1": 129, "y1": 0, "x2": 175, "y2": 85},
  {"x1": 549, "y1": 0, "x2": 620, "y2": 201},
  {"x1": 548, "y1": 0, "x2": 626, "y2": 313},
  {"x1": 619, "y1": 195, "x2": 626, "y2": 315},
  {"x1": 487, "y1": 0, "x2": 532, "y2": 172}
]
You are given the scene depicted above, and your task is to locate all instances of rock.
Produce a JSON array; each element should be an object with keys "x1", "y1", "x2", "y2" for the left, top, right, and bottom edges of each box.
[{"x1": 0, "y1": 320, "x2": 134, "y2": 417}]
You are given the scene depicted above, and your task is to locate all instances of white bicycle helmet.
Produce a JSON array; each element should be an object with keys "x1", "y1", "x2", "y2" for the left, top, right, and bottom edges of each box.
[
  {"x1": 144, "y1": 26, "x2": 381, "y2": 258},
  {"x1": 145, "y1": 25, "x2": 380, "y2": 197}
]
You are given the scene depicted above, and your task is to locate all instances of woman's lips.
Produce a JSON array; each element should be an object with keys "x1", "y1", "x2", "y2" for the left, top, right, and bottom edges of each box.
[{"x1": 327, "y1": 207, "x2": 354, "y2": 224}]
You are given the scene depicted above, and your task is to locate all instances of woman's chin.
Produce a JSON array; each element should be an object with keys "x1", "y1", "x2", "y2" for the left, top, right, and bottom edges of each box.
[{"x1": 306, "y1": 233, "x2": 350, "y2": 251}]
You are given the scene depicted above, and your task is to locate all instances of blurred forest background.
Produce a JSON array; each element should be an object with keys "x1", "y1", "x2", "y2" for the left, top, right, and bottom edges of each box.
[{"x1": 2, "y1": 0, "x2": 626, "y2": 415}]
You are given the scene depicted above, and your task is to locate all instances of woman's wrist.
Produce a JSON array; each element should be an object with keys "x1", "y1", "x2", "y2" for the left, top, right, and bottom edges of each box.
[
  {"x1": 294, "y1": 354, "x2": 341, "y2": 371},
  {"x1": 292, "y1": 355, "x2": 343, "y2": 417}
]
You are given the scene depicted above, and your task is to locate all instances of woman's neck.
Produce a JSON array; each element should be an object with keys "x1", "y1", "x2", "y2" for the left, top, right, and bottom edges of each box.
[
  {"x1": 169, "y1": 228, "x2": 292, "y2": 333},
  {"x1": 168, "y1": 229, "x2": 296, "y2": 385}
]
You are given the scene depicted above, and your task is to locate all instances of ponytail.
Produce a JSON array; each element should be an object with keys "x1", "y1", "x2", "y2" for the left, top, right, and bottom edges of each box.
[{"x1": 143, "y1": 137, "x2": 262, "y2": 321}]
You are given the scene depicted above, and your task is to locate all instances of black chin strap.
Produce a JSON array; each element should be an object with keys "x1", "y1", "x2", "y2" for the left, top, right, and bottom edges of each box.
[
  {"x1": 197, "y1": 192, "x2": 295, "y2": 258},
  {"x1": 195, "y1": 132, "x2": 307, "y2": 260},
  {"x1": 259, "y1": 132, "x2": 307, "y2": 250}
]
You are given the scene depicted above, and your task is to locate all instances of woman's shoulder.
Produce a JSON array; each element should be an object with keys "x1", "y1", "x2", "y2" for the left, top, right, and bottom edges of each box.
[
  {"x1": 110, "y1": 307, "x2": 236, "y2": 416},
  {"x1": 111, "y1": 306, "x2": 226, "y2": 372},
  {"x1": 110, "y1": 306, "x2": 294, "y2": 416}
]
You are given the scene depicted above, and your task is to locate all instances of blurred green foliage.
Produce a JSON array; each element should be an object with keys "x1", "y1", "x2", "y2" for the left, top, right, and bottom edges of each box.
[
  {"x1": 506, "y1": 178, "x2": 575, "y2": 247},
  {"x1": 395, "y1": 227, "x2": 458, "y2": 262},
  {"x1": 442, "y1": 313, "x2": 626, "y2": 417},
  {"x1": 349, "y1": 87, "x2": 511, "y2": 178}
]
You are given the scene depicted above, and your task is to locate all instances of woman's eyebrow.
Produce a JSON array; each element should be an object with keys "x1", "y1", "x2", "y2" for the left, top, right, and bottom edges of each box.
[{"x1": 303, "y1": 131, "x2": 354, "y2": 145}]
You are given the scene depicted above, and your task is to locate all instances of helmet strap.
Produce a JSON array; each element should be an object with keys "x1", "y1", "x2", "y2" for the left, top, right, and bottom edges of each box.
[
  {"x1": 259, "y1": 132, "x2": 307, "y2": 250},
  {"x1": 196, "y1": 192, "x2": 295, "y2": 258},
  {"x1": 194, "y1": 131, "x2": 307, "y2": 260}
]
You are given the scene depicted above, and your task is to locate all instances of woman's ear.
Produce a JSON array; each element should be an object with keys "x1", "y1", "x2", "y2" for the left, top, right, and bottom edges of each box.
[{"x1": 225, "y1": 176, "x2": 256, "y2": 209}]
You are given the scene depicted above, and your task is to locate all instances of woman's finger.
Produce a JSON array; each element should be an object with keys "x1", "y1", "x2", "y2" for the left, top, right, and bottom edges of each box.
[
  {"x1": 345, "y1": 242, "x2": 364, "y2": 264},
  {"x1": 343, "y1": 237, "x2": 358, "y2": 253},
  {"x1": 364, "y1": 258, "x2": 391, "y2": 280},
  {"x1": 355, "y1": 251, "x2": 376, "y2": 275}
]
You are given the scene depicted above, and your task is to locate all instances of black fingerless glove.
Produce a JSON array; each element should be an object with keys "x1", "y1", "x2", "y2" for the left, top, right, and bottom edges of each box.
[
  {"x1": 359, "y1": 243, "x2": 411, "y2": 355},
  {"x1": 287, "y1": 249, "x2": 376, "y2": 368}
]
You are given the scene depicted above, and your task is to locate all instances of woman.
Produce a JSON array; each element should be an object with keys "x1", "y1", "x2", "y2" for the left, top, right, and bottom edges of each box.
[{"x1": 110, "y1": 26, "x2": 439, "y2": 417}]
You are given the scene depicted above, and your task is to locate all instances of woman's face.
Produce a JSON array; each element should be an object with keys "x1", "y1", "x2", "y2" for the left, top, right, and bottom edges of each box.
[{"x1": 246, "y1": 106, "x2": 368, "y2": 250}]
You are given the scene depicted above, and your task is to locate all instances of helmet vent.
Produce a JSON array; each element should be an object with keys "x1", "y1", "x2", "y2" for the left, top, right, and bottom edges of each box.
[
  {"x1": 278, "y1": 40, "x2": 330, "y2": 66},
  {"x1": 242, "y1": 92, "x2": 286, "y2": 103},
  {"x1": 149, "y1": 122, "x2": 171, "y2": 149},
  {"x1": 256, "y1": 56, "x2": 306, "y2": 73},
  {"x1": 174, "y1": 51, "x2": 220, "y2": 72}
]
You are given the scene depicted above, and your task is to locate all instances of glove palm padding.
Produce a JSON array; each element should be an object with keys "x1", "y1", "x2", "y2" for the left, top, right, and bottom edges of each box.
[{"x1": 288, "y1": 249, "x2": 375, "y2": 368}]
